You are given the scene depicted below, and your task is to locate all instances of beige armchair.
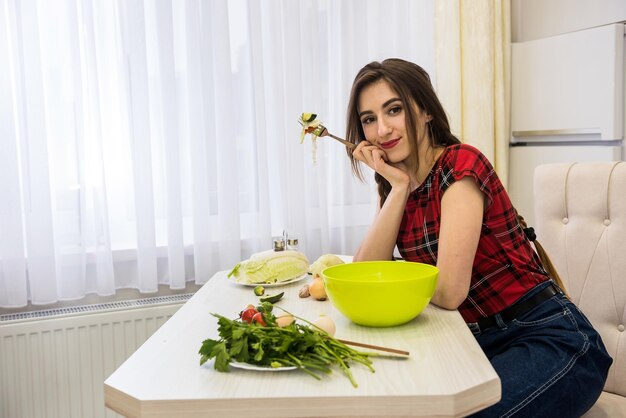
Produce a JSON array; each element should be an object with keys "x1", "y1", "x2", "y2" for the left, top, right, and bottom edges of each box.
[{"x1": 534, "y1": 162, "x2": 626, "y2": 417}]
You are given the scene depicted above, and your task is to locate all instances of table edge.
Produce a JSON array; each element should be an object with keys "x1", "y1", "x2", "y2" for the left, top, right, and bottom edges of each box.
[{"x1": 105, "y1": 375, "x2": 501, "y2": 418}]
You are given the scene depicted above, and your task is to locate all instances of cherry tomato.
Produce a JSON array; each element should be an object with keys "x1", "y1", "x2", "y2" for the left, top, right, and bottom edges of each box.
[
  {"x1": 240, "y1": 307, "x2": 258, "y2": 324},
  {"x1": 251, "y1": 312, "x2": 266, "y2": 326}
]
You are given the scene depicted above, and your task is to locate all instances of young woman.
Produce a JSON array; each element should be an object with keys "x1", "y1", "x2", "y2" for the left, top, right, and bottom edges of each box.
[{"x1": 346, "y1": 58, "x2": 612, "y2": 417}]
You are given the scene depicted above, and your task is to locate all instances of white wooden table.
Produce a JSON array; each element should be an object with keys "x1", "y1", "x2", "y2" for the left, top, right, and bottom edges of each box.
[{"x1": 105, "y1": 265, "x2": 501, "y2": 418}]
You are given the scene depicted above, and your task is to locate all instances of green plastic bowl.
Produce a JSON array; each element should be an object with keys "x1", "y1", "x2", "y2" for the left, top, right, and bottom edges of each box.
[{"x1": 322, "y1": 261, "x2": 439, "y2": 327}]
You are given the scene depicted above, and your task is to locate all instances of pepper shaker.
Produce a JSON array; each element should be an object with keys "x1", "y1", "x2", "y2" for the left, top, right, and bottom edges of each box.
[{"x1": 272, "y1": 236, "x2": 286, "y2": 251}]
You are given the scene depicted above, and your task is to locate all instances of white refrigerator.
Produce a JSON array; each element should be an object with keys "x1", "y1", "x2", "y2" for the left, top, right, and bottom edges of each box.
[{"x1": 508, "y1": 23, "x2": 625, "y2": 226}]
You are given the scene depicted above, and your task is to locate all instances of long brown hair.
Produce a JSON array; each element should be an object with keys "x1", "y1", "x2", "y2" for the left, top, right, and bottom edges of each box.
[
  {"x1": 516, "y1": 213, "x2": 569, "y2": 297},
  {"x1": 345, "y1": 58, "x2": 460, "y2": 206}
]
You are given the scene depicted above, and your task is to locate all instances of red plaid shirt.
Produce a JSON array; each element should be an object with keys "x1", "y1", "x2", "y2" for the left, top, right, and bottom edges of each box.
[{"x1": 397, "y1": 144, "x2": 549, "y2": 323}]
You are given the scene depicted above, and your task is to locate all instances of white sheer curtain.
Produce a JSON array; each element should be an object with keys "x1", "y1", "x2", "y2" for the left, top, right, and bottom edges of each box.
[{"x1": 0, "y1": 0, "x2": 435, "y2": 308}]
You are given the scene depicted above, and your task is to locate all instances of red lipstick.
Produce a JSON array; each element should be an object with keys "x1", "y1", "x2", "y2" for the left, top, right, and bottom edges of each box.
[{"x1": 380, "y1": 139, "x2": 400, "y2": 150}]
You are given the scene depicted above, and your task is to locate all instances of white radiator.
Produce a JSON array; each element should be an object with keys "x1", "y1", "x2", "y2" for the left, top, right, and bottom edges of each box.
[{"x1": 0, "y1": 294, "x2": 192, "y2": 418}]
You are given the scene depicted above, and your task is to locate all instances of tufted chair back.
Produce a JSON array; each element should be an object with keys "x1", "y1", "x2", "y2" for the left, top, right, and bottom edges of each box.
[{"x1": 534, "y1": 162, "x2": 626, "y2": 407}]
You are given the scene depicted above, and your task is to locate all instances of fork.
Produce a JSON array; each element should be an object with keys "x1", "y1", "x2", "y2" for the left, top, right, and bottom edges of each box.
[{"x1": 314, "y1": 125, "x2": 357, "y2": 150}]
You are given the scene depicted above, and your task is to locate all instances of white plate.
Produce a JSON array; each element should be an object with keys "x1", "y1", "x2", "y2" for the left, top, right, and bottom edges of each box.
[
  {"x1": 231, "y1": 274, "x2": 309, "y2": 288},
  {"x1": 230, "y1": 361, "x2": 297, "y2": 371}
]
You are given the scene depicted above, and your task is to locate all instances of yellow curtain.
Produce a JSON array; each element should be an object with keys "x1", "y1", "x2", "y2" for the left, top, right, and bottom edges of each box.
[{"x1": 434, "y1": 0, "x2": 511, "y2": 186}]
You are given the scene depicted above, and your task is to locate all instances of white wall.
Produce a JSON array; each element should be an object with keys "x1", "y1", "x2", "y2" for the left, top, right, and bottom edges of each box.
[{"x1": 511, "y1": 0, "x2": 626, "y2": 42}]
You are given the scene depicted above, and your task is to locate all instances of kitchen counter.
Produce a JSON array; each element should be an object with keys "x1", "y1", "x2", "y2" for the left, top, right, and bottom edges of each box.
[{"x1": 105, "y1": 265, "x2": 501, "y2": 417}]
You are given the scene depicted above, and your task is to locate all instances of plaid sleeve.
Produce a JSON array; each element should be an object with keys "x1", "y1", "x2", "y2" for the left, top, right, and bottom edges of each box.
[{"x1": 438, "y1": 144, "x2": 497, "y2": 207}]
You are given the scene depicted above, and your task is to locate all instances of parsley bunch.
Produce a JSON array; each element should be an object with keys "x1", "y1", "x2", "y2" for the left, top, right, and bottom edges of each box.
[{"x1": 199, "y1": 303, "x2": 374, "y2": 387}]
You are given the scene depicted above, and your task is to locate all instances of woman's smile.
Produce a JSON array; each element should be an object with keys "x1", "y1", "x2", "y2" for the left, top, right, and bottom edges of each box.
[{"x1": 380, "y1": 138, "x2": 401, "y2": 150}]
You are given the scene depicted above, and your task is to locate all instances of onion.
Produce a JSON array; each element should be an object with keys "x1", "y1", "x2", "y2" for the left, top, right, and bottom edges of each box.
[{"x1": 309, "y1": 277, "x2": 327, "y2": 301}]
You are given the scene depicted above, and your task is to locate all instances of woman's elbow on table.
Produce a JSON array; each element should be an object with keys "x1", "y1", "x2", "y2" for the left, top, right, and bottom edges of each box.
[{"x1": 431, "y1": 287, "x2": 468, "y2": 310}]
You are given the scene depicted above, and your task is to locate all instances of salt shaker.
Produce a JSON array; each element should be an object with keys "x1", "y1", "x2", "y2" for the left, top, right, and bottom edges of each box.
[{"x1": 287, "y1": 237, "x2": 299, "y2": 251}]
